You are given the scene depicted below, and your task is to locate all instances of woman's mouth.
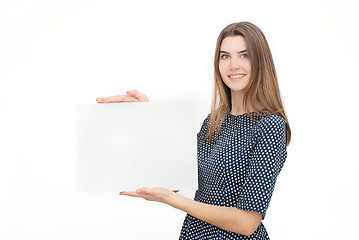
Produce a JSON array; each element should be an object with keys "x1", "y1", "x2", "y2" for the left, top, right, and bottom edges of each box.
[{"x1": 229, "y1": 74, "x2": 246, "y2": 80}]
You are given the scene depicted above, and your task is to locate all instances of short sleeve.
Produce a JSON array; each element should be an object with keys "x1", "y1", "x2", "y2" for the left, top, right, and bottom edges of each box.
[{"x1": 236, "y1": 114, "x2": 287, "y2": 219}]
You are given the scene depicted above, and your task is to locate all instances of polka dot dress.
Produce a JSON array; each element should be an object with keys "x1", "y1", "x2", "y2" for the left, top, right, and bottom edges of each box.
[{"x1": 179, "y1": 111, "x2": 287, "y2": 239}]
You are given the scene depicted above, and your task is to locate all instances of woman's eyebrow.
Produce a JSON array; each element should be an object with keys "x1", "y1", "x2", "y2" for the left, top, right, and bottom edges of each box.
[{"x1": 220, "y1": 49, "x2": 248, "y2": 54}]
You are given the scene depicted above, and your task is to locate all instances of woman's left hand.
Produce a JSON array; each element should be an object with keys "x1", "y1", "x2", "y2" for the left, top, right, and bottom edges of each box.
[{"x1": 120, "y1": 187, "x2": 175, "y2": 204}]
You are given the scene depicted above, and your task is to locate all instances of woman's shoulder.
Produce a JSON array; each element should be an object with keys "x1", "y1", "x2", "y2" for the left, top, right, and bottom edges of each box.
[
  {"x1": 197, "y1": 114, "x2": 211, "y2": 136},
  {"x1": 255, "y1": 113, "x2": 286, "y2": 135},
  {"x1": 258, "y1": 113, "x2": 285, "y2": 124},
  {"x1": 200, "y1": 113, "x2": 211, "y2": 126}
]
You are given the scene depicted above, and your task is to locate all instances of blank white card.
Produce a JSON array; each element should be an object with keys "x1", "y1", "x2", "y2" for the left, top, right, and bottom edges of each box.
[{"x1": 76, "y1": 102, "x2": 198, "y2": 192}]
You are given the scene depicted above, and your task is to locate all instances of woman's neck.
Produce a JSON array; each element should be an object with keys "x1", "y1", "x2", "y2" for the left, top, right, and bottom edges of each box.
[
  {"x1": 230, "y1": 91, "x2": 254, "y2": 115},
  {"x1": 230, "y1": 91, "x2": 245, "y2": 115}
]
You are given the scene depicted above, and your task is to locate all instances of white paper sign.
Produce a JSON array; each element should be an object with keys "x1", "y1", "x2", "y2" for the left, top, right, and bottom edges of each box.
[{"x1": 76, "y1": 102, "x2": 198, "y2": 192}]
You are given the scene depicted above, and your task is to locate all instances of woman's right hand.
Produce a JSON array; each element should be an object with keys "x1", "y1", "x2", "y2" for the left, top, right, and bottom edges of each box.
[{"x1": 96, "y1": 89, "x2": 149, "y2": 103}]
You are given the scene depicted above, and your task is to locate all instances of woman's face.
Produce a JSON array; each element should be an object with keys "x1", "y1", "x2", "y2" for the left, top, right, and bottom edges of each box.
[{"x1": 219, "y1": 36, "x2": 251, "y2": 94}]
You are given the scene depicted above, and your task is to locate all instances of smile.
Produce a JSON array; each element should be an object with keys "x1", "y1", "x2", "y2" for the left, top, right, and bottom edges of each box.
[{"x1": 229, "y1": 74, "x2": 246, "y2": 79}]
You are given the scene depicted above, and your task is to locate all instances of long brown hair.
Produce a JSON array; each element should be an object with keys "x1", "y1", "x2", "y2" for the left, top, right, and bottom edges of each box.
[{"x1": 207, "y1": 22, "x2": 291, "y2": 146}]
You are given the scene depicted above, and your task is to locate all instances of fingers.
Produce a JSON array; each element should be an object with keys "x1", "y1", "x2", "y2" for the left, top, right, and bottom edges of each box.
[
  {"x1": 96, "y1": 95, "x2": 138, "y2": 103},
  {"x1": 96, "y1": 95, "x2": 125, "y2": 103},
  {"x1": 119, "y1": 191, "x2": 141, "y2": 197},
  {"x1": 127, "y1": 89, "x2": 149, "y2": 102},
  {"x1": 120, "y1": 187, "x2": 174, "y2": 204},
  {"x1": 96, "y1": 90, "x2": 148, "y2": 103},
  {"x1": 119, "y1": 187, "x2": 150, "y2": 197},
  {"x1": 136, "y1": 187, "x2": 151, "y2": 194}
]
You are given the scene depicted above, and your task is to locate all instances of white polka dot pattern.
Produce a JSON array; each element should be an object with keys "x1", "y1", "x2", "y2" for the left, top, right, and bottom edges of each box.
[{"x1": 179, "y1": 112, "x2": 287, "y2": 239}]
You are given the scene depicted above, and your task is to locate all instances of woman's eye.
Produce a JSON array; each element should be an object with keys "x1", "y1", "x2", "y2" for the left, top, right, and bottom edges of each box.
[
  {"x1": 241, "y1": 53, "x2": 249, "y2": 58},
  {"x1": 221, "y1": 55, "x2": 230, "y2": 60}
]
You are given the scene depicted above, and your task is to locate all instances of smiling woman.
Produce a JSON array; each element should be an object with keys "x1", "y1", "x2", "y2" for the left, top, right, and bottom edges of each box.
[
  {"x1": 100, "y1": 21, "x2": 291, "y2": 240},
  {"x1": 209, "y1": 22, "x2": 291, "y2": 146}
]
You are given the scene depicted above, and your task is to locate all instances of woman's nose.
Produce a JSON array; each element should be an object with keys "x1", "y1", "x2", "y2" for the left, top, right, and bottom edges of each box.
[{"x1": 230, "y1": 58, "x2": 240, "y2": 70}]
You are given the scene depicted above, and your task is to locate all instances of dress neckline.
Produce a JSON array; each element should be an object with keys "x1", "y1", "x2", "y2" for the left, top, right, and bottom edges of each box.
[
  {"x1": 228, "y1": 111, "x2": 258, "y2": 117},
  {"x1": 227, "y1": 109, "x2": 270, "y2": 120}
]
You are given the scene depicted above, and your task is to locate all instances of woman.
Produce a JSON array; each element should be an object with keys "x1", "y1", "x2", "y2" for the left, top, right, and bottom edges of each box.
[{"x1": 97, "y1": 21, "x2": 291, "y2": 239}]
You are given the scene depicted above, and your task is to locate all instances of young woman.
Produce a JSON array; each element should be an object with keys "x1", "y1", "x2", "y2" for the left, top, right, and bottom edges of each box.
[{"x1": 97, "y1": 21, "x2": 291, "y2": 239}]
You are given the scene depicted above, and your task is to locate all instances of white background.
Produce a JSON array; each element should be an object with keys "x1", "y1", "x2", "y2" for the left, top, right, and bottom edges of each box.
[{"x1": 1, "y1": 0, "x2": 358, "y2": 239}]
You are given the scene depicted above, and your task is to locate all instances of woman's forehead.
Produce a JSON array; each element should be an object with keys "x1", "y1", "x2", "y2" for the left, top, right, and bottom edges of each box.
[{"x1": 220, "y1": 36, "x2": 247, "y2": 52}]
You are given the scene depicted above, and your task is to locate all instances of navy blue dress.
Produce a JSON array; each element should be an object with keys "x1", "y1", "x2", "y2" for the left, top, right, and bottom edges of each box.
[{"x1": 179, "y1": 112, "x2": 287, "y2": 239}]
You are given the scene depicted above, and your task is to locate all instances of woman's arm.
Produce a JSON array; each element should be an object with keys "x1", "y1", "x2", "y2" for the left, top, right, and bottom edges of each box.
[{"x1": 120, "y1": 187, "x2": 262, "y2": 236}]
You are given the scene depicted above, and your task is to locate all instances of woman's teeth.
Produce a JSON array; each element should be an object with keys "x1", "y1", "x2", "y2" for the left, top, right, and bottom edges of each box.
[{"x1": 229, "y1": 74, "x2": 245, "y2": 79}]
